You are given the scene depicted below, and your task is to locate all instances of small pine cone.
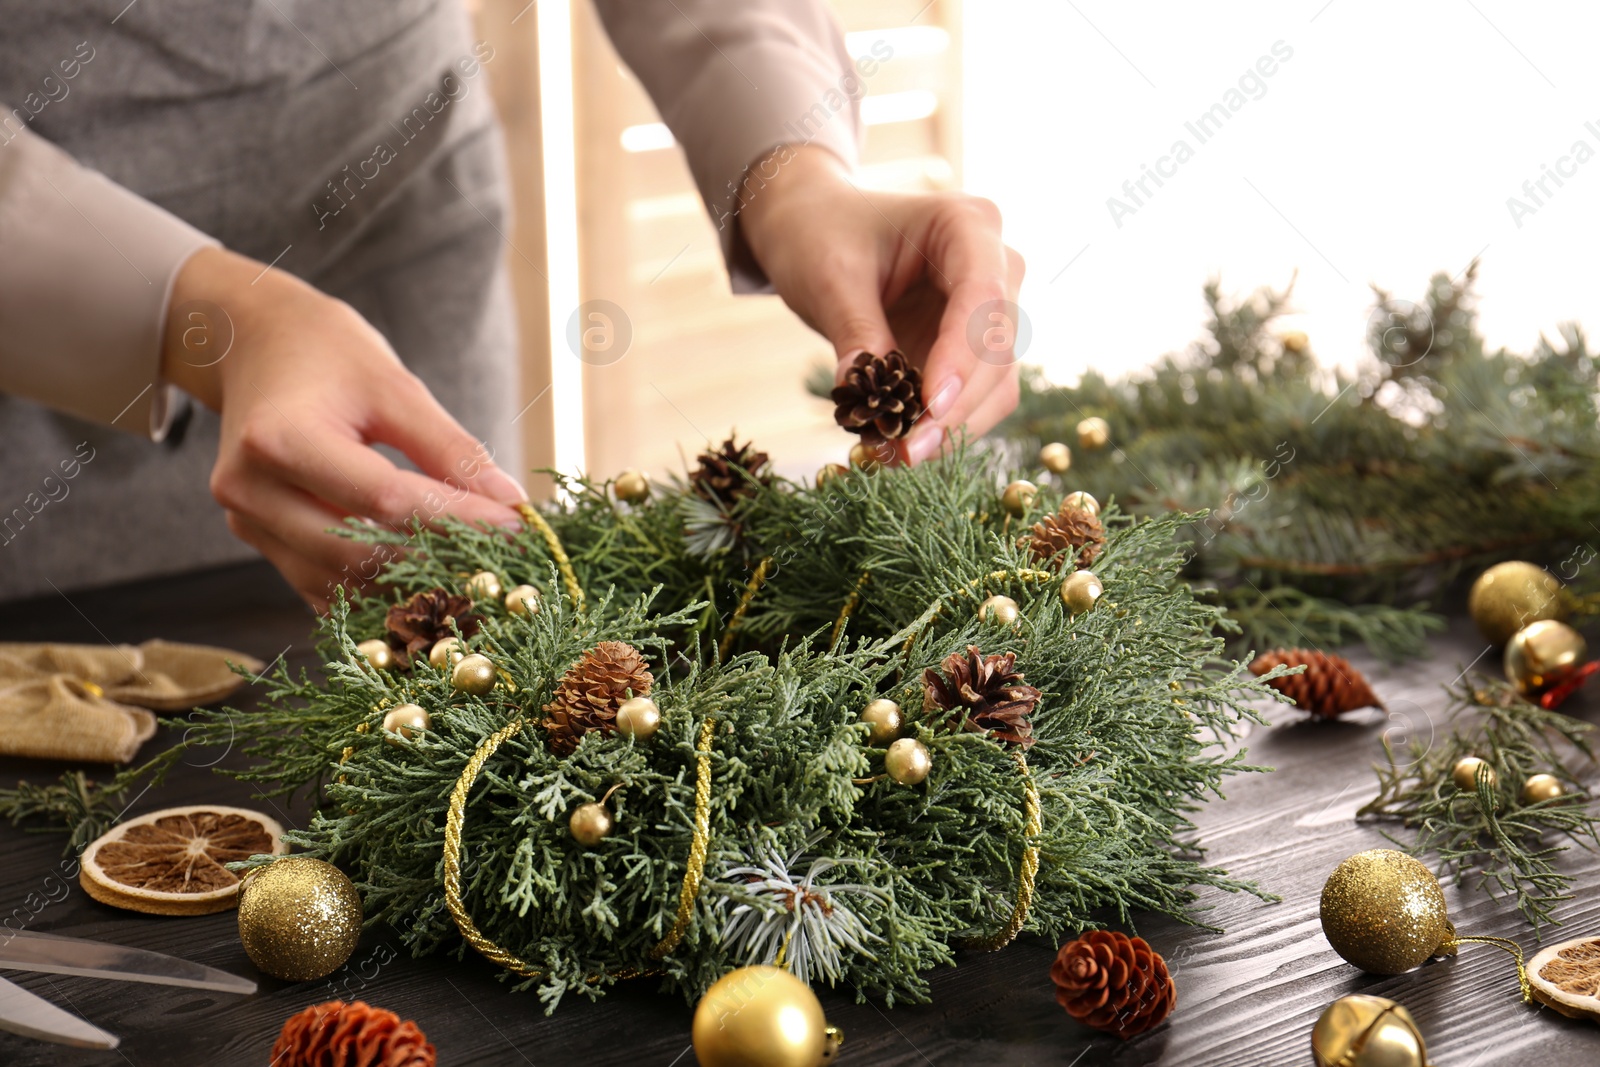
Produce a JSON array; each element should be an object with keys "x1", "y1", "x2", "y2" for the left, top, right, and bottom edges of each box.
[
  {"x1": 831, "y1": 350, "x2": 925, "y2": 439},
  {"x1": 1249, "y1": 648, "x2": 1383, "y2": 718},
  {"x1": 691, "y1": 437, "x2": 772, "y2": 504},
  {"x1": 543, "y1": 641, "x2": 654, "y2": 756},
  {"x1": 271, "y1": 1000, "x2": 436, "y2": 1067},
  {"x1": 385, "y1": 589, "x2": 482, "y2": 663},
  {"x1": 1051, "y1": 931, "x2": 1176, "y2": 1040},
  {"x1": 1021, "y1": 504, "x2": 1106, "y2": 571},
  {"x1": 922, "y1": 645, "x2": 1042, "y2": 746}
]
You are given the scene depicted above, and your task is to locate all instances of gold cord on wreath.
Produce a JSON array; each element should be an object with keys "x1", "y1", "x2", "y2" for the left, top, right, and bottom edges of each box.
[
  {"x1": 717, "y1": 556, "x2": 773, "y2": 661},
  {"x1": 965, "y1": 752, "x2": 1041, "y2": 951},
  {"x1": 515, "y1": 502, "x2": 585, "y2": 611},
  {"x1": 830, "y1": 571, "x2": 871, "y2": 650}
]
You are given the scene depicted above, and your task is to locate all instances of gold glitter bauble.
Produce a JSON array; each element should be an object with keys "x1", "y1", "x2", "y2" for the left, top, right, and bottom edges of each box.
[
  {"x1": 355, "y1": 639, "x2": 394, "y2": 671},
  {"x1": 885, "y1": 738, "x2": 932, "y2": 785},
  {"x1": 1060, "y1": 571, "x2": 1103, "y2": 615},
  {"x1": 381, "y1": 702, "x2": 430, "y2": 742},
  {"x1": 505, "y1": 584, "x2": 541, "y2": 616},
  {"x1": 451, "y1": 653, "x2": 497, "y2": 696},
  {"x1": 429, "y1": 637, "x2": 464, "y2": 668},
  {"x1": 859, "y1": 698, "x2": 902, "y2": 746},
  {"x1": 1451, "y1": 755, "x2": 1496, "y2": 793},
  {"x1": 1000, "y1": 479, "x2": 1038, "y2": 517},
  {"x1": 614, "y1": 468, "x2": 651, "y2": 504},
  {"x1": 1062, "y1": 491, "x2": 1100, "y2": 517},
  {"x1": 978, "y1": 594, "x2": 1020, "y2": 627},
  {"x1": 569, "y1": 802, "x2": 612, "y2": 846},
  {"x1": 1311, "y1": 994, "x2": 1430, "y2": 1067},
  {"x1": 1521, "y1": 773, "x2": 1564, "y2": 805},
  {"x1": 1468, "y1": 561, "x2": 1565, "y2": 646},
  {"x1": 816, "y1": 463, "x2": 850, "y2": 486},
  {"x1": 849, "y1": 440, "x2": 891, "y2": 471},
  {"x1": 465, "y1": 570, "x2": 503, "y2": 602},
  {"x1": 237, "y1": 857, "x2": 362, "y2": 982},
  {"x1": 615, "y1": 696, "x2": 661, "y2": 741},
  {"x1": 692, "y1": 965, "x2": 837, "y2": 1067},
  {"x1": 1504, "y1": 619, "x2": 1587, "y2": 697},
  {"x1": 1320, "y1": 849, "x2": 1454, "y2": 975},
  {"x1": 1076, "y1": 416, "x2": 1110, "y2": 450},
  {"x1": 1039, "y1": 442, "x2": 1072, "y2": 474}
]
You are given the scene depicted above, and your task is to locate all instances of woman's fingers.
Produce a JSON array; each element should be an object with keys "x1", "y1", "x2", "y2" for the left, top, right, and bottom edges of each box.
[{"x1": 370, "y1": 373, "x2": 529, "y2": 507}]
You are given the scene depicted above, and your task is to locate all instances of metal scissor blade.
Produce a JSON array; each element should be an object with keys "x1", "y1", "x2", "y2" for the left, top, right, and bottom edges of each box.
[
  {"x1": 0, "y1": 930, "x2": 255, "y2": 995},
  {"x1": 0, "y1": 974, "x2": 118, "y2": 1049}
]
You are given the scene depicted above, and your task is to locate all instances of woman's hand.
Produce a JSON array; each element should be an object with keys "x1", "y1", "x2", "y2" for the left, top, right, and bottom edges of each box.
[
  {"x1": 161, "y1": 247, "x2": 526, "y2": 610},
  {"x1": 739, "y1": 145, "x2": 1025, "y2": 464}
]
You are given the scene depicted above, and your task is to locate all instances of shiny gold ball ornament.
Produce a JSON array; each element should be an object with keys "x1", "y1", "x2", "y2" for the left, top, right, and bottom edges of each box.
[
  {"x1": 1468, "y1": 561, "x2": 1565, "y2": 645},
  {"x1": 237, "y1": 857, "x2": 363, "y2": 982},
  {"x1": 815, "y1": 462, "x2": 849, "y2": 486},
  {"x1": 1451, "y1": 755, "x2": 1496, "y2": 793},
  {"x1": 1311, "y1": 994, "x2": 1431, "y2": 1067},
  {"x1": 1504, "y1": 618, "x2": 1587, "y2": 697},
  {"x1": 1062, "y1": 490, "x2": 1100, "y2": 517},
  {"x1": 1319, "y1": 849, "x2": 1455, "y2": 975},
  {"x1": 978, "y1": 594, "x2": 1020, "y2": 627},
  {"x1": 859, "y1": 698, "x2": 902, "y2": 746},
  {"x1": 848, "y1": 440, "x2": 891, "y2": 471},
  {"x1": 1039, "y1": 441, "x2": 1072, "y2": 474},
  {"x1": 1281, "y1": 330, "x2": 1311, "y2": 355},
  {"x1": 1076, "y1": 416, "x2": 1110, "y2": 450},
  {"x1": 355, "y1": 639, "x2": 395, "y2": 671},
  {"x1": 884, "y1": 738, "x2": 932, "y2": 786},
  {"x1": 613, "y1": 468, "x2": 651, "y2": 504},
  {"x1": 1060, "y1": 570, "x2": 1103, "y2": 615},
  {"x1": 1000, "y1": 479, "x2": 1038, "y2": 517},
  {"x1": 451, "y1": 653, "x2": 497, "y2": 696},
  {"x1": 691, "y1": 965, "x2": 838, "y2": 1067},
  {"x1": 504, "y1": 583, "x2": 541, "y2": 616},
  {"x1": 1521, "y1": 773, "x2": 1565, "y2": 805},
  {"x1": 615, "y1": 695, "x2": 661, "y2": 741},
  {"x1": 380, "y1": 702, "x2": 430, "y2": 741},
  {"x1": 465, "y1": 570, "x2": 503, "y2": 602},
  {"x1": 569, "y1": 802, "x2": 613, "y2": 847},
  {"x1": 428, "y1": 637, "x2": 464, "y2": 668}
]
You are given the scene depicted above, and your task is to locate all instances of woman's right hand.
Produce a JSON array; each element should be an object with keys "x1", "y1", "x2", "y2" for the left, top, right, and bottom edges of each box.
[{"x1": 161, "y1": 247, "x2": 526, "y2": 610}]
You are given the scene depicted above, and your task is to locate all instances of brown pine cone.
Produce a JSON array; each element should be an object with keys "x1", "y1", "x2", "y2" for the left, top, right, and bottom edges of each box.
[
  {"x1": 831, "y1": 350, "x2": 925, "y2": 439},
  {"x1": 1051, "y1": 931, "x2": 1176, "y2": 1040},
  {"x1": 690, "y1": 437, "x2": 772, "y2": 504},
  {"x1": 922, "y1": 645, "x2": 1042, "y2": 746},
  {"x1": 385, "y1": 589, "x2": 482, "y2": 663},
  {"x1": 271, "y1": 1000, "x2": 436, "y2": 1067},
  {"x1": 1249, "y1": 648, "x2": 1383, "y2": 718},
  {"x1": 1021, "y1": 504, "x2": 1106, "y2": 570},
  {"x1": 543, "y1": 641, "x2": 654, "y2": 756}
]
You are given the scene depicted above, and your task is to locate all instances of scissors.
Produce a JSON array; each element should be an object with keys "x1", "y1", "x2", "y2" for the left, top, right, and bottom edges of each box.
[{"x1": 0, "y1": 929, "x2": 255, "y2": 1049}]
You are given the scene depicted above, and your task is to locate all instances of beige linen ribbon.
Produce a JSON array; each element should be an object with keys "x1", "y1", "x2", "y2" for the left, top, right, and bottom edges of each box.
[{"x1": 0, "y1": 641, "x2": 263, "y2": 764}]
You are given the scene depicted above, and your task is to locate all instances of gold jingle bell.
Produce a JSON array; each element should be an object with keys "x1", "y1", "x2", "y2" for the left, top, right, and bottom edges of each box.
[
  {"x1": 1311, "y1": 994, "x2": 1432, "y2": 1067},
  {"x1": 1520, "y1": 773, "x2": 1564, "y2": 804},
  {"x1": 1039, "y1": 441, "x2": 1071, "y2": 474},
  {"x1": 615, "y1": 696, "x2": 661, "y2": 741},
  {"x1": 1000, "y1": 479, "x2": 1038, "y2": 517},
  {"x1": 504, "y1": 584, "x2": 541, "y2": 616},
  {"x1": 355, "y1": 639, "x2": 395, "y2": 671},
  {"x1": 885, "y1": 738, "x2": 932, "y2": 785},
  {"x1": 1062, "y1": 490, "x2": 1100, "y2": 517},
  {"x1": 1060, "y1": 570, "x2": 1103, "y2": 615},
  {"x1": 1504, "y1": 618, "x2": 1587, "y2": 698},
  {"x1": 859, "y1": 698, "x2": 902, "y2": 746},
  {"x1": 451, "y1": 653, "x2": 498, "y2": 696},
  {"x1": 614, "y1": 468, "x2": 651, "y2": 504},
  {"x1": 1076, "y1": 416, "x2": 1110, "y2": 450},
  {"x1": 465, "y1": 570, "x2": 503, "y2": 602},
  {"x1": 978, "y1": 594, "x2": 1020, "y2": 627},
  {"x1": 1320, "y1": 849, "x2": 1455, "y2": 975},
  {"x1": 1468, "y1": 561, "x2": 1565, "y2": 646},
  {"x1": 692, "y1": 965, "x2": 838, "y2": 1067},
  {"x1": 816, "y1": 462, "x2": 850, "y2": 487},
  {"x1": 381, "y1": 702, "x2": 430, "y2": 742},
  {"x1": 849, "y1": 440, "x2": 893, "y2": 471},
  {"x1": 569, "y1": 802, "x2": 612, "y2": 846},
  {"x1": 429, "y1": 637, "x2": 465, "y2": 668},
  {"x1": 1451, "y1": 755, "x2": 1496, "y2": 793}
]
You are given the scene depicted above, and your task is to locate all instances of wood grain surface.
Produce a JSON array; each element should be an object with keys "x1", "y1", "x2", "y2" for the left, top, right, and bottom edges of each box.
[{"x1": 2, "y1": 563, "x2": 1597, "y2": 1065}]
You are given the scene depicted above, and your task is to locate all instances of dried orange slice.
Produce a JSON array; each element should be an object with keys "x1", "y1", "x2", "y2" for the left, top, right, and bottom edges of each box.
[
  {"x1": 1529, "y1": 936, "x2": 1600, "y2": 1024},
  {"x1": 80, "y1": 805, "x2": 287, "y2": 916}
]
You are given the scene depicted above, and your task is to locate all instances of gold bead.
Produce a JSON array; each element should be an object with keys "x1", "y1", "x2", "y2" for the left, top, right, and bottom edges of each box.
[
  {"x1": 1062, "y1": 490, "x2": 1100, "y2": 517},
  {"x1": 885, "y1": 738, "x2": 932, "y2": 785},
  {"x1": 1468, "y1": 561, "x2": 1565, "y2": 645},
  {"x1": 859, "y1": 698, "x2": 903, "y2": 746},
  {"x1": 614, "y1": 468, "x2": 651, "y2": 504},
  {"x1": 1452, "y1": 755, "x2": 1496, "y2": 792},
  {"x1": 569, "y1": 802, "x2": 613, "y2": 846},
  {"x1": 849, "y1": 440, "x2": 892, "y2": 471},
  {"x1": 465, "y1": 570, "x2": 503, "y2": 601},
  {"x1": 1060, "y1": 570, "x2": 1103, "y2": 615},
  {"x1": 1520, "y1": 773, "x2": 1564, "y2": 805},
  {"x1": 692, "y1": 965, "x2": 833, "y2": 1067},
  {"x1": 1504, "y1": 619, "x2": 1587, "y2": 697},
  {"x1": 1038, "y1": 442, "x2": 1072, "y2": 474},
  {"x1": 504, "y1": 584, "x2": 541, "y2": 616},
  {"x1": 355, "y1": 639, "x2": 395, "y2": 671},
  {"x1": 380, "y1": 702, "x2": 430, "y2": 741},
  {"x1": 429, "y1": 637, "x2": 465, "y2": 668},
  {"x1": 978, "y1": 594, "x2": 1020, "y2": 627},
  {"x1": 616, "y1": 696, "x2": 661, "y2": 741},
  {"x1": 1319, "y1": 849, "x2": 1454, "y2": 975},
  {"x1": 1281, "y1": 330, "x2": 1311, "y2": 354},
  {"x1": 451, "y1": 653, "x2": 497, "y2": 696},
  {"x1": 816, "y1": 462, "x2": 850, "y2": 486},
  {"x1": 1000, "y1": 479, "x2": 1038, "y2": 518},
  {"x1": 237, "y1": 857, "x2": 363, "y2": 982},
  {"x1": 1076, "y1": 416, "x2": 1110, "y2": 450},
  {"x1": 1311, "y1": 994, "x2": 1429, "y2": 1067}
]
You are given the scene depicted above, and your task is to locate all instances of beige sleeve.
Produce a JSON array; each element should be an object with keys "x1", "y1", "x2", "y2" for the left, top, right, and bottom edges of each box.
[
  {"x1": 0, "y1": 123, "x2": 218, "y2": 439},
  {"x1": 591, "y1": 0, "x2": 862, "y2": 292}
]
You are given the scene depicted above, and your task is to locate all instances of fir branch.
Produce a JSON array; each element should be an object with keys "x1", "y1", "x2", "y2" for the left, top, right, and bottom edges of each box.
[{"x1": 0, "y1": 743, "x2": 189, "y2": 854}]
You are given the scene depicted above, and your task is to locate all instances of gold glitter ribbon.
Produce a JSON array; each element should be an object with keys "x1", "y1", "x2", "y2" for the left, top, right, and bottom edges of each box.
[
  {"x1": 1442, "y1": 934, "x2": 1533, "y2": 1003},
  {"x1": 515, "y1": 503, "x2": 585, "y2": 611},
  {"x1": 717, "y1": 556, "x2": 773, "y2": 661},
  {"x1": 830, "y1": 571, "x2": 871, "y2": 650},
  {"x1": 965, "y1": 751, "x2": 1041, "y2": 951},
  {"x1": 441, "y1": 715, "x2": 718, "y2": 977}
]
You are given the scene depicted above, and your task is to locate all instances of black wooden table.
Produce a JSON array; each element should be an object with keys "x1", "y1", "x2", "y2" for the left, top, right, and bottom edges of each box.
[{"x1": 2, "y1": 563, "x2": 1597, "y2": 1065}]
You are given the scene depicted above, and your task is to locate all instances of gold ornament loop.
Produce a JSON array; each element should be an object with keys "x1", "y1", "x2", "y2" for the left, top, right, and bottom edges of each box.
[
  {"x1": 717, "y1": 557, "x2": 774, "y2": 662},
  {"x1": 1442, "y1": 934, "x2": 1533, "y2": 1003},
  {"x1": 515, "y1": 503, "x2": 585, "y2": 612},
  {"x1": 965, "y1": 752, "x2": 1041, "y2": 951}
]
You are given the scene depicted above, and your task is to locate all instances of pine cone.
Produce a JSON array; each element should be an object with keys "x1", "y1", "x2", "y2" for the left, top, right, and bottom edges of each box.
[
  {"x1": 1021, "y1": 504, "x2": 1106, "y2": 571},
  {"x1": 385, "y1": 589, "x2": 482, "y2": 662},
  {"x1": 271, "y1": 1000, "x2": 436, "y2": 1067},
  {"x1": 831, "y1": 350, "x2": 925, "y2": 439},
  {"x1": 690, "y1": 437, "x2": 772, "y2": 504},
  {"x1": 1249, "y1": 648, "x2": 1383, "y2": 718},
  {"x1": 1051, "y1": 931, "x2": 1176, "y2": 1040},
  {"x1": 922, "y1": 645, "x2": 1042, "y2": 746},
  {"x1": 543, "y1": 641, "x2": 654, "y2": 756}
]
